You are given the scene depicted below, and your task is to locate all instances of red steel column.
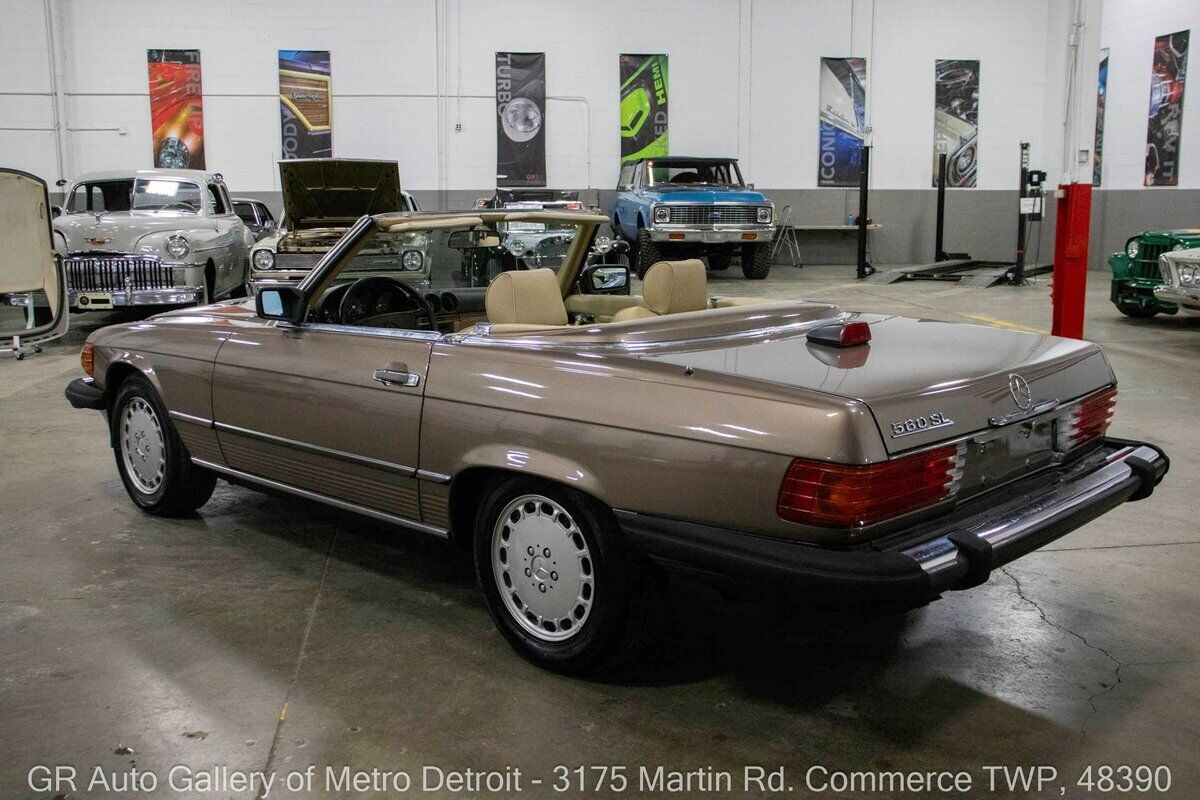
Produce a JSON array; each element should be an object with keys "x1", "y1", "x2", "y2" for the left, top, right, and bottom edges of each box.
[{"x1": 1051, "y1": 182, "x2": 1092, "y2": 339}]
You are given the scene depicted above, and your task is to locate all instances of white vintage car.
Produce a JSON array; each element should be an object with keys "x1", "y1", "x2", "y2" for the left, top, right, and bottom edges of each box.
[
  {"x1": 1157, "y1": 249, "x2": 1200, "y2": 314},
  {"x1": 53, "y1": 169, "x2": 253, "y2": 311}
]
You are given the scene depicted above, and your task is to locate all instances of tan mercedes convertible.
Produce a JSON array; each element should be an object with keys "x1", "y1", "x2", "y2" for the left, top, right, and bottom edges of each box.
[{"x1": 65, "y1": 209, "x2": 1169, "y2": 674}]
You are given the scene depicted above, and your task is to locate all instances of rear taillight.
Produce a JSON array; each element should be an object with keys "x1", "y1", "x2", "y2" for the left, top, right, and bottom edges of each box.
[
  {"x1": 777, "y1": 443, "x2": 965, "y2": 528},
  {"x1": 1056, "y1": 386, "x2": 1117, "y2": 450}
]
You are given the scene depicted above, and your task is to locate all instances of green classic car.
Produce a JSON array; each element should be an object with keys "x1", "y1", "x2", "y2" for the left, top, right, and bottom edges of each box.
[{"x1": 1110, "y1": 229, "x2": 1200, "y2": 317}]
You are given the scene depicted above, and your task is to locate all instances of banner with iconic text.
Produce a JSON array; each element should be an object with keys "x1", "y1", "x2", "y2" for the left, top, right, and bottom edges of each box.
[
  {"x1": 279, "y1": 50, "x2": 333, "y2": 160},
  {"x1": 147, "y1": 49, "x2": 204, "y2": 169},
  {"x1": 496, "y1": 52, "x2": 546, "y2": 187},
  {"x1": 619, "y1": 54, "x2": 668, "y2": 163},
  {"x1": 818, "y1": 57, "x2": 867, "y2": 187},
  {"x1": 932, "y1": 59, "x2": 979, "y2": 187},
  {"x1": 1145, "y1": 31, "x2": 1189, "y2": 186}
]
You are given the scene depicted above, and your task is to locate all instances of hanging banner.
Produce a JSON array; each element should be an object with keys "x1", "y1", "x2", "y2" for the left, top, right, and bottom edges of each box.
[
  {"x1": 279, "y1": 50, "x2": 333, "y2": 160},
  {"x1": 619, "y1": 54, "x2": 668, "y2": 163},
  {"x1": 932, "y1": 59, "x2": 979, "y2": 187},
  {"x1": 1094, "y1": 50, "x2": 1109, "y2": 185},
  {"x1": 818, "y1": 57, "x2": 867, "y2": 187},
  {"x1": 1145, "y1": 30, "x2": 1189, "y2": 186},
  {"x1": 495, "y1": 52, "x2": 546, "y2": 187},
  {"x1": 147, "y1": 49, "x2": 204, "y2": 170}
]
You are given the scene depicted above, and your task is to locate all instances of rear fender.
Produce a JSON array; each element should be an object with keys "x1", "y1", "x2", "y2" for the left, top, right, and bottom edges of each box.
[{"x1": 456, "y1": 444, "x2": 604, "y2": 501}]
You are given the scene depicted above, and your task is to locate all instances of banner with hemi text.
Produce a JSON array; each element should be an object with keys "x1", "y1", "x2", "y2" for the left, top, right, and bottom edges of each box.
[{"x1": 619, "y1": 54, "x2": 669, "y2": 163}]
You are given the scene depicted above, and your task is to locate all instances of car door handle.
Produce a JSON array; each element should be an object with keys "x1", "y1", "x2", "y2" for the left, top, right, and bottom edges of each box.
[{"x1": 373, "y1": 366, "x2": 420, "y2": 388}]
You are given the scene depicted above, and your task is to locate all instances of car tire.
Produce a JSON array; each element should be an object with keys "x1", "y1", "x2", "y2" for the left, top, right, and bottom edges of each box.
[
  {"x1": 635, "y1": 229, "x2": 661, "y2": 279},
  {"x1": 1117, "y1": 304, "x2": 1159, "y2": 319},
  {"x1": 707, "y1": 252, "x2": 732, "y2": 271},
  {"x1": 741, "y1": 242, "x2": 773, "y2": 279},
  {"x1": 110, "y1": 374, "x2": 217, "y2": 517},
  {"x1": 473, "y1": 476, "x2": 661, "y2": 675}
]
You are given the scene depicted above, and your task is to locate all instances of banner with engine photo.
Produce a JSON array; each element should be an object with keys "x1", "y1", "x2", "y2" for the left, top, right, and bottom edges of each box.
[
  {"x1": 1094, "y1": 50, "x2": 1109, "y2": 185},
  {"x1": 818, "y1": 57, "x2": 867, "y2": 187},
  {"x1": 279, "y1": 50, "x2": 333, "y2": 159},
  {"x1": 932, "y1": 59, "x2": 979, "y2": 187},
  {"x1": 496, "y1": 52, "x2": 546, "y2": 187},
  {"x1": 147, "y1": 49, "x2": 204, "y2": 169},
  {"x1": 619, "y1": 54, "x2": 668, "y2": 163},
  {"x1": 1145, "y1": 30, "x2": 1189, "y2": 186}
]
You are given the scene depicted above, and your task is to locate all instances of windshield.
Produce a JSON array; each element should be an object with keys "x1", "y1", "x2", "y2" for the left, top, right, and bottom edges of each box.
[
  {"x1": 338, "y1": 218, "x2": 587, "y2": 289},
  {"x1": 65, "y1": 180, "x2": 133, "y2": 213},
  {"x1": 131, "y1": 179, "x2": 203, "y2": 212},
  {"x1": 233, "y1": 202, "x2": 257, "y2": 224},
  {"x1": 646, "y1": 160, "x2": 743, "y2": 187}
]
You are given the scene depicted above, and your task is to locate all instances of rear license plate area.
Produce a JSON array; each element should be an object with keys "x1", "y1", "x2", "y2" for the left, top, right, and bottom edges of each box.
[{"x1": 962, "y1": 419, "x2": 1057, "y2": 494}]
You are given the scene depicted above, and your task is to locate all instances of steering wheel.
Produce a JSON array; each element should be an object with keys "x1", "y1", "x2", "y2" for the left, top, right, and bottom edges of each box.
[
  {"x1": 338, "y1": 276, "x2": 438, "y2": 329},
  {"x1": 160, "y1": 201, "x2": 198, "y2": 212}
]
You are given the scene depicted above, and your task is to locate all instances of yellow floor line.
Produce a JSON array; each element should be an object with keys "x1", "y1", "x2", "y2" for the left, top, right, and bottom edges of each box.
[{"x1": 961, "y1": 313, "x2": 1049, "y2": 334}]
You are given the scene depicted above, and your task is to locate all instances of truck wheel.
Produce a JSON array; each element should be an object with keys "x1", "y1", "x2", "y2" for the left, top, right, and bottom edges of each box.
[
  {"x1": 473, "y1": 477, "x2": 661, "y2": 675},
  {"x1": 635, "y1": 229, "x2": 661, "y2": 279},
  {"x1": 110, "y1": 374, "x2": 217, "y2": 517},
  {"x1": 707, "y1": 252, "x2": 732, "y2": 271},
  {"x1": 741, "y1": 242, "x2": 773, "y2": 279},
  {"x1": 1117, "y1": 304, "x2": 1159, "y2": 319}
]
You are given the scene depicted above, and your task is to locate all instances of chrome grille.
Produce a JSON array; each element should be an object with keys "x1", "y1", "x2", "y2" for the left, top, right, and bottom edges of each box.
[
  {"x1": 661, "y1": 204, "x2": 763, "y2": 226},
  {"x1": 66, "y1": 255, "x2": 173, "y2": 292},
  {"x1": 1132, "y1": 242, "x2": 1168, "y2": 280}
]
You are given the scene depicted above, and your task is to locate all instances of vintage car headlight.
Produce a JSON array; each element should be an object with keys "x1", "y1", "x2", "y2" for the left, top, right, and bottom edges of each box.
[
  {"x1": 1172, "y1": 242, "x2": 1187, "y2": 251},
  {"x1": 1126, "y1": 239, "x2": 1140, "y2": 258},
  {"x1": 757, "y1": 206, "x2": 773, "y2": 224},
  {"x1": 402, "y1": 250, "x2": 424, "y2": 271},
  {"x1": 653, "y1": 206, "x2": 671, "y2": 224},
  {"x1": 252, "y1": 249, "x2": 275, "y2": 271},
  {"x1": 165, "y1": 235, "x2": 190, "y2": 259},
  {"x1": 1179, "y1": 264, "x2": 1200, "y2": 285}
]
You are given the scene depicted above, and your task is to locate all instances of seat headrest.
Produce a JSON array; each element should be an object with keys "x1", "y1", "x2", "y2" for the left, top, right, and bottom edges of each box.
[
  {"x1": 485, "y1": 268, "x2": 568, "y2": 326},
  {"x1": 642, "y1": 259, "x2": 708, "y2": 315}
]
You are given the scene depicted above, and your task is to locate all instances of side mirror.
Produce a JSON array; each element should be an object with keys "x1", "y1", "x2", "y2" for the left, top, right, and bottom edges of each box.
[
  {"x1": 50, "y1": 205, "x2": 63, "y2": 219},
  {"x1": 0, "y1": 169, "x2": 69, "y2": 358},
  {"x1": 255, "y1": 286, "x2": 306, "y2": 323},
  {"x1": 579, "y1": 264, "x2": 630, "y2": 296}
]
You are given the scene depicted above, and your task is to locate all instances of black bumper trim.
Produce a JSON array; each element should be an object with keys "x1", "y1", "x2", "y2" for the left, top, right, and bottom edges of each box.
[
  {"x1": 65, "y1": 377, "x2": 105, "y2": 410},
  {"x1": 616, "y1": 436, "x2": 1168, "y2": 607}
]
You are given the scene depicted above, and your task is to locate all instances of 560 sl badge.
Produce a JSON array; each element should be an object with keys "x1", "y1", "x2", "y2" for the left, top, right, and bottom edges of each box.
[{"x1": 890, "y1": 412, "x2": 955, "y2": 438}]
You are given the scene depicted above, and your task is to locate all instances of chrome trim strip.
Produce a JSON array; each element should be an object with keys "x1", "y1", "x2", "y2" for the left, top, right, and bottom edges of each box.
[
  {"x1": 168, "y1": 410, "x2": 213, "y2": 428},
  {"x1": 415, "y1": 468, "x2": 452, "y2": 484},
  {"x1": 902, "y1": 445, "x2": 1161, "y2": 580},
  {"x1": 988, "y1": 399, "x2": 1060, "y2": 428},
  {"x1": 277, "y1": 321, "x2": 443, "y2": 342},
  {"x1": 213, "y1": 421, "x2": 418, "y2": 476},
  {"x1": 191, "y1": 458, "x2": 449, "y2": 538}
]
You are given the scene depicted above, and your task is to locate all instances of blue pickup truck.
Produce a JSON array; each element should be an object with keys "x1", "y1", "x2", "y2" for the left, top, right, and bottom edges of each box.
[{"x1": 611, "y1": 156, "x2": 776, "y2": 279}]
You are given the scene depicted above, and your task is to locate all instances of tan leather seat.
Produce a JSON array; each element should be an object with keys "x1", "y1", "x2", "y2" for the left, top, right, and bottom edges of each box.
[
  {"x1": 611, "y1": 259, "x2": 708, "y2": 322},
  {"x1": 485, "y1": 268, "x2": 568, "y2": 328}
]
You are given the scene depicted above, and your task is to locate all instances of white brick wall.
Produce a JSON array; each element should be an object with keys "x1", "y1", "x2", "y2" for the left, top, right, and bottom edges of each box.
[
  {"x1": 0, "y1": 0, "x2": 1085, "y2": 193},
  {"x1": 1098, "y1": 0, "x2": 1200, "y2": 189}
]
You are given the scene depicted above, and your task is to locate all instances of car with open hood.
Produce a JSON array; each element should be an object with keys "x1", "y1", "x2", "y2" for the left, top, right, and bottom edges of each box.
[
  {"x1": 247, "y1": 158, "x2": 426, "y2": 295},
  {"x1": 52, "y1": 169, "x2": 254, "y2": 311},
  {"x1": 65, "y1": 208, "x2": 1168, "y2": 675},
  {"x1": 611, "y1": 156, "x2": 776, "y2": 279}
]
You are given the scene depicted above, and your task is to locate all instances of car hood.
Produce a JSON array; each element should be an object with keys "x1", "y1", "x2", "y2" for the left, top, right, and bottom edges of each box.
[
  {"x1": 53, "y1": 211, "x2": 216, "y2": 253},
  {"x1": 641, "y1": 185, "x2": 768, "y2": 204},
  {"x1": 638, "y1": 314, "x2": 1114, "y2": 454},
  {"x1": 280, "y1": 159, "x2": 403, "y2": 230}
]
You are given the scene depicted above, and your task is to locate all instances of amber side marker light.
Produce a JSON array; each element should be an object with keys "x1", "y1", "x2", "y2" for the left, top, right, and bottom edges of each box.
[
  {"x1": 668, "y1": 233, "x2": 686, "y2": 241},
  {"x1": 81, "y1": 343, "x2": 94, "y2": 378},
  {"x1": 777, "y1": 444, "x2": 963, "y2": 528},
  {"x1": 741, "y1": 233, "x2": 758, "y2": 240},
  {"x1": 807, "y1": 321, "x2": 872, "y2": 348}
]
